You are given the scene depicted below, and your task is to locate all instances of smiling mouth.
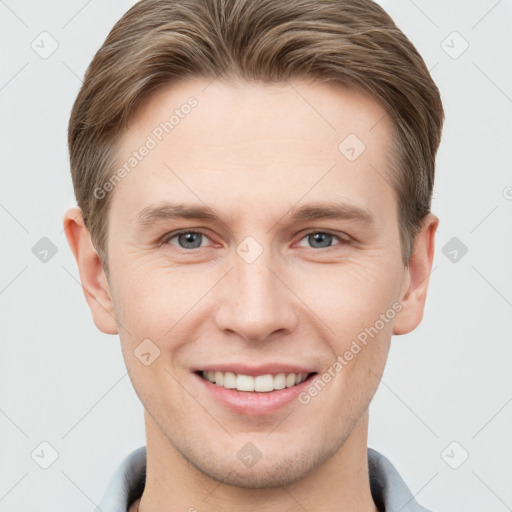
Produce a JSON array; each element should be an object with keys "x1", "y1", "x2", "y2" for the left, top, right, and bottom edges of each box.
[{"x1": 195, "y1": 370, "x2": 317, "y2": 393}]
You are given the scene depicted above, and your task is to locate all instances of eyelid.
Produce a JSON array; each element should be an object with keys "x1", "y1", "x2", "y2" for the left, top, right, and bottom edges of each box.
[
  {"x1": 161, "y1": 228, "x2": 351, "y2": 249},
  {"x1": 161, "y1": 229, "x2": 215, "y2": 247},
  {"x1": 293, "y1": 229, "x2": 351, "y2": 247}
]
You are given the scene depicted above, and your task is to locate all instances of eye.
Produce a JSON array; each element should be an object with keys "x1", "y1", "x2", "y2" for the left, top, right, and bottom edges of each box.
[
  {"x1": 161, "y1": 229, "x2": 350, "y2": 251},
  {"x1": 295, "y1": 230, "x2": 349, "y2": 249},
  {"x1": 163, "y1": 230, "x2": 212, "y2": 249}
]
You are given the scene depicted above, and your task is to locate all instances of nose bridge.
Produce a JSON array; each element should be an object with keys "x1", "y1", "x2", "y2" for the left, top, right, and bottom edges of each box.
[{"x1": 214, "y1": 239, "x2": 297, "y2": 342}]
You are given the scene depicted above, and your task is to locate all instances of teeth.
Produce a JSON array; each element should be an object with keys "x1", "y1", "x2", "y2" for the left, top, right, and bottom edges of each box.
[
  {"x1": 273, "y1": 373, "x2": 287, "y2": 390},
  {"x1": 201, "y1": 371, "x2": 310, "y2": 392},
  {"x1": 255, "y1": 374, "x2": 274, "y2": 391},
  {"x1": 223, "y1": 372, "x2": 236, "y2": 389},
  {"x1": 237, "y1": 374, "x2": 255, "y2": 391}
]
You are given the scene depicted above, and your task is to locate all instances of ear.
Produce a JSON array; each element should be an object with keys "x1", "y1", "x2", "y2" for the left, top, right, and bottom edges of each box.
[
  {"x1": 393, "y1": 212, "x2": 439, "y2": 335},
  {"x1": 63, "y1": 207, "x2": 119, "y2": 335}
]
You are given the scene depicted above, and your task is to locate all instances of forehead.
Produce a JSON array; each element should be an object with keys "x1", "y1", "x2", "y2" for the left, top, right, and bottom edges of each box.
[
  {"x1": 126, "y1": 77, "x2": 391, "y2": 154},
  {"x1": 111, "y1": 77, "x2": 396, "y2": 226}
]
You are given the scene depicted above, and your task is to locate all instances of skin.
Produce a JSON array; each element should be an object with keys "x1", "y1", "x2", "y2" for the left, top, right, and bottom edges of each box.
[{"x1": 64, "y1": 77, "x2": 438, "y2": 512}]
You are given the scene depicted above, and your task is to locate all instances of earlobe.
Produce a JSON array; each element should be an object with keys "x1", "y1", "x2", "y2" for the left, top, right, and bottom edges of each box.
[
  {"x1": 63, "y1": 207, "x2": 119, "y2": 335},
  {"x1": 393, "y1": 213, "x2": 439, "y2": 336}
]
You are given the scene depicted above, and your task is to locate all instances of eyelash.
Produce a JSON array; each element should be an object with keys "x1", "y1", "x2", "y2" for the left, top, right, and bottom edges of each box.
[
  {"x1": 297, "y1": 229, "x2": 351, "y2": 248},
  {"x1": 161, "y1": 229, "x2": 351, "y2": 250}
]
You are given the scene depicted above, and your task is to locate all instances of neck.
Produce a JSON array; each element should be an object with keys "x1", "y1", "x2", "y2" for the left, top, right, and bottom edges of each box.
[{"x1": 136, "y1": 409, "x2": 378, "y2": 512}]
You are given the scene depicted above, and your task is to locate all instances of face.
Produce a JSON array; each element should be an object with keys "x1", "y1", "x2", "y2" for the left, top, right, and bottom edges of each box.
[{"x1": 73, "y1": 78, "x2": 432, "y2": 488}]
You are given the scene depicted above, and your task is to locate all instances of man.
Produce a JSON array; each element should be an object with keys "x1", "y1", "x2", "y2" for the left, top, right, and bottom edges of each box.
[{"x1": 63, "y1": 0, "x2": 444, "y2": 510}]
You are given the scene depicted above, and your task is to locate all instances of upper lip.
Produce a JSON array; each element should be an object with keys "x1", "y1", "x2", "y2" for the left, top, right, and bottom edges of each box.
[{"x1": 194, "y1": 363, "x2": 317, "y2": 376}]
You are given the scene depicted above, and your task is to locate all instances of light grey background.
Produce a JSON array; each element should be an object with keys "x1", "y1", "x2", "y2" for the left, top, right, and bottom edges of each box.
[{"x1": 1, "y1": 0, "x2": 511, "y2": 511}]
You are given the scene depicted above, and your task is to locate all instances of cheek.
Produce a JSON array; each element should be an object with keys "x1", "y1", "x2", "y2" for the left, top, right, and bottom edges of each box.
[
  {"x1": 294, "y1": 258, "x2": 397, "y2": 393},
  {"x1": 110, "y1": 245, "x2": 401, "y2": 352},
  {"x1": 294, "y1": 256, "x2": 400, "y2": 330},
  {"x1": 110, "y1": 256, "x2": 205, "y2": 334}
]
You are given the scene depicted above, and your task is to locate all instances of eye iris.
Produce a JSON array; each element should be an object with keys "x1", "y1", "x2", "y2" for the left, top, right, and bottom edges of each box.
[
  {"x1": 179, "y1": 232, "x2": 202, "y2": 249},
  {"x1": 309, "y1": 232, "x2": 332, "y2": 248}
]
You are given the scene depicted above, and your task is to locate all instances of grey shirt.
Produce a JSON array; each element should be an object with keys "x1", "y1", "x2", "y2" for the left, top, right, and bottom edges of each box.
[{"x1": 93, "y1": 446, "x2": 433, "y2": 512}]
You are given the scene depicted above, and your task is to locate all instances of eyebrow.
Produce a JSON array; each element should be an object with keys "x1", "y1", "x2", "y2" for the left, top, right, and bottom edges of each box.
[{"x1": 135, "y1": 201, "x2": 376, "y2": 229}]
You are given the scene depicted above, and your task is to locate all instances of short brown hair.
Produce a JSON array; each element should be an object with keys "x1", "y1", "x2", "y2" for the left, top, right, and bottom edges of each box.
[{"x1": 68, "y1": 0, "x2": 444, "y2": 272}]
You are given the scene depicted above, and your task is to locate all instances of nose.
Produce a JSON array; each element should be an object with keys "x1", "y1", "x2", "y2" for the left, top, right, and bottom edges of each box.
[{"x1": 213, "y1": 247, "x2": 299, "y2": 343}]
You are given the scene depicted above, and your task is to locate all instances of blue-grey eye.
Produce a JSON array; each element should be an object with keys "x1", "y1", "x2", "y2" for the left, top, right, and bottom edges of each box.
[
  {"x1": 169, "y1": 231, "x2": 206, "y2": 249},
  {"x1": 307, "y1": 232, "x2": 334, "y2": 248},
  {"x1": 295, "y1": 230, "x2": 347, "y2": 249}
]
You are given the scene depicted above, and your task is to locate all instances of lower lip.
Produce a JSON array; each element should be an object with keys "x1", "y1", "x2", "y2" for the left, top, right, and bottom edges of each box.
[{"x1": 193, "y1": 372, "x2": 317, "y2": 416}]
